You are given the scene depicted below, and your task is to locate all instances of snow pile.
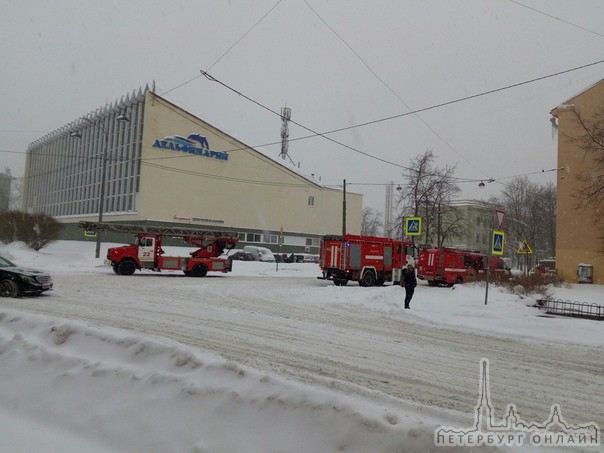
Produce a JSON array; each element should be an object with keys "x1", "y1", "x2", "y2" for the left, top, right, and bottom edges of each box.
[
  {"x1": 0, "y1": 309, "x2": 461, "y2": 453},
  {"x1": 0, "y1": 240, "x2": 602, "y2": 452}
]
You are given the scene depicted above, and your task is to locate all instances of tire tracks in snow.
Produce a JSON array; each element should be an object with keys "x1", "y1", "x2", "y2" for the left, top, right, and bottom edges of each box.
[{"x1": 4, "y1": 272, "x2": 603, "y2": 426}]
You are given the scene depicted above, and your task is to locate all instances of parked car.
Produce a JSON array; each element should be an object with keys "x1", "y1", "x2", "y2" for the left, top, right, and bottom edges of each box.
[
  {"x1": 229, "y1": 250, "x2": 256, "y2": 261},
  {"x1": 243, "y1": 245, "x2": 276, "y2": 262},
  {"x1": 273, "y1": 253, "x2": 290, "y2": 263},
  {"x1": 0, "y1": 255, "x2": 53, "y2": 297}
]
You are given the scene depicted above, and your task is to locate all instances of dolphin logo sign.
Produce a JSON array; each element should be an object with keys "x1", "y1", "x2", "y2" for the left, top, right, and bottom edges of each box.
[
  {"x1": 152, "y1": 133, "x2": 228, "y2": 161},
  {"x1": 186, "y1": 133, "x2": 209, "y2": 150}
]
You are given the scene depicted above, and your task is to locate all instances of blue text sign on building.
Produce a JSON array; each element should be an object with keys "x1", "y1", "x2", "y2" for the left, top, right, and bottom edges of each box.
[
  {"x1": 492, "y1": 230, "x2": 505, "y2": 256},
  {"x1": 405, "y1": 217, "x2": 422, "y2": 236},
  {"x1": 152, "y1": 133, "x2": 229, "y2": 161}
]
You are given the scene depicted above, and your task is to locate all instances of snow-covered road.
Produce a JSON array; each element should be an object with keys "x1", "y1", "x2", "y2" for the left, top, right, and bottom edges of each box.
[{"x1": 5, "y1": 269, "x2": 603, "y2": 428}]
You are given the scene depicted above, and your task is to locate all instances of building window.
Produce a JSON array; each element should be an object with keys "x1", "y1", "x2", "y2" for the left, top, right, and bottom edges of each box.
[
  {"x1": 264, "y1": 234, "x2": 278, "y2": 244},
  {"x1": 246, "y1": 233, "x2": 262, "y2": 243},
  {"x1": 308, "y1": 196, "x2": 314, "y2": 207},
  {"x1": 306, "y1": 238, "x2": 319, "y2": 247}
]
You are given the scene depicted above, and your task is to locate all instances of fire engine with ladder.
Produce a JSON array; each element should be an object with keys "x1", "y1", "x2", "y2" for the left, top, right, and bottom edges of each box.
[
  {"x1": 318, "y1": 234, "x2": 415, "y2": 286},
  {"x1": 79, "y1": 222, "x2": 239, "y2": 277}
]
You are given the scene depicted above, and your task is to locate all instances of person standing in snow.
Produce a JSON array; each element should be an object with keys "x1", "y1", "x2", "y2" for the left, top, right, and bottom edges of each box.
[{"x1": 402, "y1": 264, "x2": 417, "y2": 309}]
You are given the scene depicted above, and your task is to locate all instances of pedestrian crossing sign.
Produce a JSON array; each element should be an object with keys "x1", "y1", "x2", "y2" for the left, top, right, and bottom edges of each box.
[
  {"x1": 405, "y1": 217, "x2": 422, "y2": 236},
  {"x1": 492, "y1": 230, "x2": 505, "y2": 256},
  {"x1": 516, "y1": 240, "x2": 533, "y2": 254}
]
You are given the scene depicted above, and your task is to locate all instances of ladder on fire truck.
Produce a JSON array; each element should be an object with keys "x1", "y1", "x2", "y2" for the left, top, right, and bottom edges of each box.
[{"x1": 78, "y1": 221, "x2": 239, "y2": 240}]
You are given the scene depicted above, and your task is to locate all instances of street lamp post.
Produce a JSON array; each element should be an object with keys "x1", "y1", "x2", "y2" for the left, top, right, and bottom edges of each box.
[{"x1": 71, "y1": 113, "x2": 129, "y2": 258}]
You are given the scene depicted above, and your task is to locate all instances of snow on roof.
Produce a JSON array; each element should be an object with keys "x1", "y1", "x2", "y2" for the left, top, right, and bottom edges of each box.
[{"x1": 554, "y1": 78, "x2": 604, "y2": 110}]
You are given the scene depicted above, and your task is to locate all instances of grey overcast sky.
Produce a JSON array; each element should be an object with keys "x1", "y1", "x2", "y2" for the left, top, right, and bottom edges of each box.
[{"x1": 2, "y1": 0, "x2": 604, "y2": 212}]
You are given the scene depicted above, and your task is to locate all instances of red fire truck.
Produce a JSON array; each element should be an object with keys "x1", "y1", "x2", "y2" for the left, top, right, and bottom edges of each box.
[
  {"x1": 416, "y1": 247, "x2": 510, "y2": 286},
  {"x1": 318, "y1": 234, "x2": 415, "y2": 286},
  {"x1": 529, "y1": 258, "x2": 556, "y2": 276},
  {"x1": 79, "y1": 222, "x2": 239, "y2": 277}
]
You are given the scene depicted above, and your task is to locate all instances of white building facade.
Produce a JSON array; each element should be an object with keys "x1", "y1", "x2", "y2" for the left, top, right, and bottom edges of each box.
[{"x1": 23, "y1": 88, "x2": 362, "y2": 253}]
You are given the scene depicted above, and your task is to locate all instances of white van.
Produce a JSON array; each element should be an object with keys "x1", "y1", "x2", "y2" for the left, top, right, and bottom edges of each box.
[{"x1": 243, "y1": 245, "x2": 276, "y2": 262}]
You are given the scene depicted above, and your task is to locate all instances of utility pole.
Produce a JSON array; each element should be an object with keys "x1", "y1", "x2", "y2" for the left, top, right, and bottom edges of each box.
[
  {"x1": 385, "y1": 182, "x2": 393, "y2": 238},
  {"x1": 342, "y1": 179, "x2": 347, "y2": 236}
]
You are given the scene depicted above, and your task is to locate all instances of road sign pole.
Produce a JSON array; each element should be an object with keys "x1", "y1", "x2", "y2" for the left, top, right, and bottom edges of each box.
[
  {"x1": 485, "y1": 229, "x2": 492, "y2": 306},
  {"x1": 485, "y1": 217, "x2": 505, "y2": 306}
]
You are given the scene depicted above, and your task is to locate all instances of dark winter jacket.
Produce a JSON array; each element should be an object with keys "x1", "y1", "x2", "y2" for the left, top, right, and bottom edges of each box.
[{"x1": 402, "y1": 268, "x2": 417, "y2": 289}]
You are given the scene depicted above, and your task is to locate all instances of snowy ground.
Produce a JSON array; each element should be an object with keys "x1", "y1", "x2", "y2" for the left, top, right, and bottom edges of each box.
[{"x1": 0, "y1": 240, "x2": 602, "y2": 452}]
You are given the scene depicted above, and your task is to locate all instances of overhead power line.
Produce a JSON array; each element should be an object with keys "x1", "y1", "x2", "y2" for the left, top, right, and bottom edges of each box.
[
  {"x1": 302, "y1": 0, "x2": 486, "y2": 176},
  {"x1": 201, "y1": 69, "x2": 415, "y2": 171},
  {"x1": 10, "y1": 56, "x2": 599, "y2": 188},
  {"x1": 293, "y1": 58, "x2": 604, "y2": 137},
  {"x1": 160, "y1": 0, "x2": 284, "y2": 98},
  {"x1": 506, "y1": 0, "x2": 604, "y2": 39},
  {"x1": 200, "y1": 57, "x2": 604, "y2": 170},
  {"x1": 345, "y1": 166, "x2": 562, "y2": 188}
]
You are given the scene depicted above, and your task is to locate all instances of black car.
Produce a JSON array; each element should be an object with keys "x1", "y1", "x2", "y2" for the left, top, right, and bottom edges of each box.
[{"x1": 0, "y1": 255, "x2": 53, "y2": 297}]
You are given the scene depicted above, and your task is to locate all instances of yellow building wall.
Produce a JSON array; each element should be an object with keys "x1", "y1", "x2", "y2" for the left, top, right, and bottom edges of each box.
[
  {"x1": 137, "y1": 92, "x2": 361, "y2": 235},
  {"x1": 552, "y1": 80, "x2": 604, "y2": 284}
]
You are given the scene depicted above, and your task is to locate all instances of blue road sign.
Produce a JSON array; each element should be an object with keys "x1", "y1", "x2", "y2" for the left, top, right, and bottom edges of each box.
[
  {"x1": 405, "y1": 217, "x2": 422, "y2": 236},
  {"x1": 492, "y1": 230, "x2": 505, "y2": 256}
]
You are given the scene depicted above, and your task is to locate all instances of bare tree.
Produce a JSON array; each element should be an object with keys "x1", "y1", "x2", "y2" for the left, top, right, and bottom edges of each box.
[
  {"x1": 0, "y1": 210, "x2": 62, "y2": 250},
  {"x1": 396, "y1": 150, "x2": 461, "y2": 247},
  {"x1": 432, "y1": 203, "x2": 465, "y2": 247},
  {"x1": 9, "y1": 177, "x2": 23, "y2": 210},
  {"x1": 491, "y1": 176, "x2": 556, "y2": 266},
  {"x1": 0, "y1": 167, "x2": 11, "y2": 212},
  {"x1": 530, "y1": 182, "x2": 556, "y2": 258},
  {"x1": 565, "y1": 108, "x2": 604, "y2": 251},
  {"x1": 570, "y1": 108, "x2": 604, "y2": 222},
  {"x1": 361, "y1": 207, "x2": 383, "y2": 236}
]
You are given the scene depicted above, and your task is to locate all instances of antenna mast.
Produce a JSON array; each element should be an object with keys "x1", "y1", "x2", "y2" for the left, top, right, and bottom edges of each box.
[{"x1": 280, "y1": 106, "x2": 291, "y2": 161}]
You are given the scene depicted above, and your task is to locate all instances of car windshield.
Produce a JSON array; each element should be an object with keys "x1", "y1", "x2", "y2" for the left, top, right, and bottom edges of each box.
[{"x1": 0, "y1": 256, "x2": 16, "y2": 267}]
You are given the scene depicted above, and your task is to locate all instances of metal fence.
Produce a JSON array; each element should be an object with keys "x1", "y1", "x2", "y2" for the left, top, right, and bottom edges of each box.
[{"x1": 537, "y1": 299, "x2": 604, "y2": 321}]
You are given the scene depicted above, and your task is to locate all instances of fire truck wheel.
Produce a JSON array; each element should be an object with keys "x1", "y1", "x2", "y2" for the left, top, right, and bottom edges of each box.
[
  {"x1": 455, "y1": 276, "x2": 463, "y2": 285},
  {"x1": 192, "y1": 264, "x2": 208, "y2": 278},
  {"x1": 117, "y1": 260, "x2": 136, "y2": 276},
  {"x1": 112, "y1": 264, "x2": 120, "y2": 275},
  {"x1": 361, "y1": 271, "x2": 376, "y2": 287},
  {"x1": 333, "y1": 278, "x2": 348, "y2": 286}
]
